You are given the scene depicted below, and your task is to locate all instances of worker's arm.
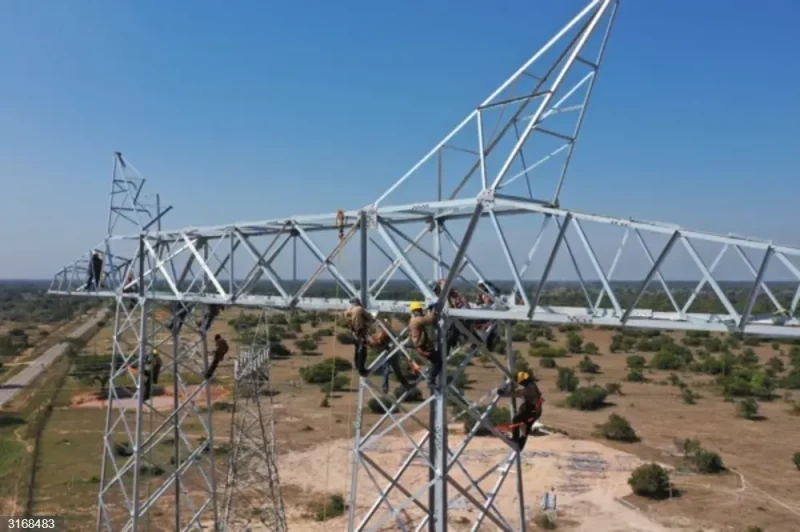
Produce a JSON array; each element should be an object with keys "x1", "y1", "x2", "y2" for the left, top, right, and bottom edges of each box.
[{"x1": 420, "y1": 310, "x2": 438, "y2": 326}]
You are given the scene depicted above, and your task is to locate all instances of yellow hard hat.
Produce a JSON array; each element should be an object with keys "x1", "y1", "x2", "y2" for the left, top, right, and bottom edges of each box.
[
  {"x1": 409, "y1": 301, "x2": 424, "y2": 313},
  {"x1": 516, "y1": 371, "x2": 530, "y2": 384}
]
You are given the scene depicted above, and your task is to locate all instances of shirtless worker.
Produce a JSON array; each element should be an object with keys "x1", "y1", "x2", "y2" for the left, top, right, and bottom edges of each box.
[
  {"x1": 344, "y1": 298, "x2": 373, "y2": 376},
  {"x1": 496, "y1": 371, "x2": 544, "y2": 451}
]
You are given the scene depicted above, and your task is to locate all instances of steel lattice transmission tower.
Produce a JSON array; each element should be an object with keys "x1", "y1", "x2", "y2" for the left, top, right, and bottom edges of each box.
[
  {"x1": 49, "y1": 1, "x2": 800, "y2": 530},
  {"x1": 222, "y1": 313, "x2": 287, "y2": 532}
]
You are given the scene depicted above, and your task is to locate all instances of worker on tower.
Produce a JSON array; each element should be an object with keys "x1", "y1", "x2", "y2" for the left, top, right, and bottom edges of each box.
[
  {"x1": 204, "y1": 334, "x2": 229, "y2": 380},
  {"x1": 199, "y1": 304, "x2": 224, "y2": 332},
  {"x1": 431, "y1": 279, "x2": 469, "y2": 351},
  {"x1": 408, "y1": 301, "x2": 445, "y2": 387},
  {"x1": 85, "y1": 250, "x2": 104, "y2": 291},
  {"x1": 474, "y1": 281, "x2": 499, "y2": 352},
  {"x1": 139, "y1": 348, "x2": 162, "y2": 401},
  {"x1": 370, "y1": 317, "x2": 414, "y2": 393},
  {"x1": 496, "y1": 371, "x2": 544, "y2": 451},
  {"x1": 122, "y1": 272, "x2": 138, "y2": 310},
  {"x1": 168, "y1": 303, "x2": 192, "y2": 334},
  {"x1": 344, "y1": 297, "x2": 373, "y2": 376}
]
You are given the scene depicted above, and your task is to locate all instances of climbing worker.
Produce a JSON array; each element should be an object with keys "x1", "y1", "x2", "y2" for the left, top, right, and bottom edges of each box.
[
  {"x1": 85, "y1": 250, "x2": 104, "y2": 291},
  {"x1": 496, "y1": 371, "x2": 544, "y2": 451},
  {"x1": 370, "y1": 317, "x2": 414, "y2": 393},
  {"x1": 122, "y1": 272, "x2": 138, "y2": 310},
  {"x1": 344, "y1": 297, "x2": 373, "y2": 376},
  {"x1": 199, "y1": 304, "x2": 224, "y2": 332},
  {"x1": 205, "y1": 334, "x2": 229, "y2": 380},
  {"x1": 169, "y1": 303, "x2": 191, "y2": 334},
  {"x1": 140, "y1": 349, "x2": 162, "y2": 401},
  {"x1": 336, "y1": 209, "x2": 346, "y2": 242},
  {"x1": 408, "y1": 301, "x2": 446, "y2": 387},
  {"x1": 431, "y1": 279, "x2": 469, "y2": 351}
]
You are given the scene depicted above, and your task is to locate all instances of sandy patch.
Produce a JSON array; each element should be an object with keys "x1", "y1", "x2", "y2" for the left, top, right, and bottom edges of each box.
[{"x1": 273, "y1": 429, "x2": 676, "y2": 531}]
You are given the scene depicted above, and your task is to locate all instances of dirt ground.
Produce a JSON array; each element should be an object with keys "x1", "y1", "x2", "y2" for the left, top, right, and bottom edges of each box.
[{"x1": 20, "y1": 310, "x2": 800, "y2": 531}]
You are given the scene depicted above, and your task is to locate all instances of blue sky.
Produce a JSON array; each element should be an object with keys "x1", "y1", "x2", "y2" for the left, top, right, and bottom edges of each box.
[{"x1": 1, "y1": 0, "x2": 798, "y2": 281}]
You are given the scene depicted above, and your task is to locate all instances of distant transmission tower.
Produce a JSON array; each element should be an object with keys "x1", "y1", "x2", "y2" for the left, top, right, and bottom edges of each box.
[
  {"x1": 49, "y1": 1, "x2": 800, "y2": 531},
  {"x1": 222, "y1": 313, "x2": 286, "y2": 532}
]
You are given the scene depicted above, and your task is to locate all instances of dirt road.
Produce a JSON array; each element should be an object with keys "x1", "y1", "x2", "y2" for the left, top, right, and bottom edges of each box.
[{"x1": 0, "y1": 308, "x2": 109, "y2": 408}]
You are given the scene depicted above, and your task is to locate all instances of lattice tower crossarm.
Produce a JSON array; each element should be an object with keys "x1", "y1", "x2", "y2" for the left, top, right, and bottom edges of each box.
[{"x1": 46, "y1": 0, "x2": 800, "y2": 530}]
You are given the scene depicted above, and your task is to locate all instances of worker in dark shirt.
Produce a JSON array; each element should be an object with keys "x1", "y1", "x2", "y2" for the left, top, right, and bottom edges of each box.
[
  {"x1": 496, "y1": 371, "x2": 544, "y2": 451},
  {"x1": 205, "y1": 334, "x2": 229, "y2": 380}
]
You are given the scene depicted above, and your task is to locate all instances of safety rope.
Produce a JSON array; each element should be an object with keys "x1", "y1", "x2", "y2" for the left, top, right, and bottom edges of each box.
[{"x1": 322, "y1": 209, "x2": 348, "y2": 521}]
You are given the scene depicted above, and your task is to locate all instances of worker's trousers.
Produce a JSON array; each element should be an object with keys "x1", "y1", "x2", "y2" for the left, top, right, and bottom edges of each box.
[{"x1": 511, "y1": 402, "x2": 541, "y2": 451}]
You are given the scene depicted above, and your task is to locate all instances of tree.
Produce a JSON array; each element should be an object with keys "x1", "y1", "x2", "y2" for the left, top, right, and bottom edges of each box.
[
  {"x1": 793, "y1": 452, "x2": 800, "y2": 471},
  {"x1": 539, "y1": 356, "x2": 557, "y2": 369},
  {"x1": 693, "y1": 449, "x2": 724, "y2": 473},
  {"x1": 296, "y1": 335, "x2": 318, "y2": 353},
  {"x1": 584, "y1": 342, "x2": 599, "y2": 355},
  {"x1": 628, "y1": 464, "x2": 670, "y2": 499},
  {"x1": 627, "y1": 369, "x2": 645, "y2": 382},
  {"x1": 650, "y1": 351, "x2": 683, "y2": 370}
]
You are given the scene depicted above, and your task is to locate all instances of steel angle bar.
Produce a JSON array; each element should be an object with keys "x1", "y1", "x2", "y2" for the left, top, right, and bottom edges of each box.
[
  {"x1": 571, "y1": 217, "x2": 623, "y2": 316},
  {"x1": 181, "y1": 234, "x2": 227, "y2": 298},
  {"x1": 529, "y1": 213, "x2": 571, "y2": 317},
  {"x1": 234, "y1": 227, "x2": 292, "y2": 299},
  {"x1": 632, "y1": 228, "x2": 682, "y2": 315},
  {"x1": 681, "y1": 236, "x2": 740, "y2": 322},
  {"x1": 235, "y1": 232, "x2": 293, "y2": 300},
  {"x1": 376, "y1": 221, "x2": 437, "y2": 300},
  {"x1": 358, "y1": 453, "x2": 433, "y2": 531},
  {"x1": 553, "y1": 216, "x2": 593, "y2": 308},
  {"x1": 621, "y1": 230, "x2": 680, "y2": 324},
  {"x1": 368, "y1": 234, "x2": 420, "y2": 297},
  {"x1": 293, "y1": 222, "x2": 360, "y2": 299},
  {"x1": 436, "y1": 206, "x2": 483, "y2": 312},
  {"x1": 491, "y1": 0, "x2": 611, "y2": 190},
  {"x1": 739, "y1": 246, "x2": 773, "y2": 330},
  {"x1": 293, "y1": 220, "x2": 360, "y2": 301},
  {"x1": 439, "y1": 225, "x2": 490, "y2": 291},
  {"x1": 682, "y1": 245, "x2": 728, "y2": 315},
  {"x1": 733, "y1": 245, "x2": 785, "y2": 313}
]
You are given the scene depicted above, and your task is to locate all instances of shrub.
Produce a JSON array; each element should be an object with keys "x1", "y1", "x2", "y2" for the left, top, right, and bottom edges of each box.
[
  {"x1": 336, "y1": 332, "x2": 356, "y2": 345},
  {"x1": 738, "y1": 397, "x2": 759, "y2": 420},
  {"x1": 529, "y1": 345, "x2": 568, "y2": 358},
  {"x1": 299, "y1": 358, "x2": 353, "y2": 384},
  {"x1": 597, "y1": 414, "x2": 637, "y2": 442},
  {"x1": 628, "y1": 464, "x2": 670, "y2": 499},
  {"x1": 566, "y1": 332, "x2": 583, "y2": 353},
  {"x1": 466, "y1": 406, "x2": 512, "y2": 436},
  {"x1": 693, "y1": 449, "x2": 724, "y2": 473},
  {"x1": 584, "y1": 342, "x2": 599, "y2": 355},
  {"x1": 394, "y1": 386, "x2": 424, "y2": 402},
  {"x1": 772, "y1": 342, "x2": 781, "y2": 351},
  {"x1": 674, "y1": 438, "x2": 702, "y2": 457},
  {"x1": 682, "y1": 388, "x2": 698, "y2": 404},
  {"x1": 296, "y1": 335, "x2": 318, "y2": 353},
  {"x1": 448, "y1": 352, "x2": 472, "y2": 367},
  {"x1": 557, "y1": 367, "x2": 579, "y2": 392},
  {"x1": 514, "y1": 357, "x2": 532, "y2": 375},
  {"x1": 605, "y1": 382, "x2": 622, "y2": 395},
  {"x1": 367, "y1": 396, "x2": 393, "y2": 414},
  {"x1": 627, "y1": 369, "x2": 645, "y2": 382},
  {"x1": 540, "y1": 357, "x2": 557, "y2": 369},
  {"x1": 781, "y1": 370, "x2": 800, "y2": 389},
  {"x1": 793, "y1": 452, "x2": 800, "y2": 470},
  {"x1": 311, "y1": 493, "x2": 346, "y2": 521},
  {"x1": 578, "y1": 356, "x2": 600, "y2": 374},
  {"x1": 626, "y1": 355, "x2": 646, "y2": 370},
  {"x1": 314, "y1": 328, "x2": 334, "y2": 337},
  {"x1": 566, "y1": 386, "x2": 608, "y2": 411},
  {"x1": 534, "y1": 513, "x2": 557, "y2": 530},
  {"x1": 650, "y1": 351, "x2": 683, "y2": 370},
  {"x1": 270, "y1": 341, "x2": 291, "y2": 358},
  {"x1": 320, "y1": 374, "x2": 350, "y2": 394}
]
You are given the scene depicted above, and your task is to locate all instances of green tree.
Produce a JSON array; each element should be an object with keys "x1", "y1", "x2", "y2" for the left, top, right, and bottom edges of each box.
[
  {"x1": 628, "y1": 464, "x2": 670, "y2": 499},
  {"x1": 557, "y1": 367, "x2": 579, "y2": 392},
  {"x1": 737, "y1": 397, "x2": 759, "y2": 420},
  {"x1": 578, "y1": 355, "x2": 600, "y2": 374},
  {"x1": 566, "y1": 332, "x2": 583, "y2": 353},
  {"x1": 596, "y1": 413, "x2": 638, "y2": 442}
]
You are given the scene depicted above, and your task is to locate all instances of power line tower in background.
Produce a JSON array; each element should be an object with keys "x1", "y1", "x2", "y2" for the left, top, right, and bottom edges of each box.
[{"x1": 222, "y1": 313, "x2": 286, "y2": 532}]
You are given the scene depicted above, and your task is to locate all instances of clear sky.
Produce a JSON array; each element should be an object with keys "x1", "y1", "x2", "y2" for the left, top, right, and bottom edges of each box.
[{"x1": 1, "y1": 0, "x2": 798, "y2": 281}]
